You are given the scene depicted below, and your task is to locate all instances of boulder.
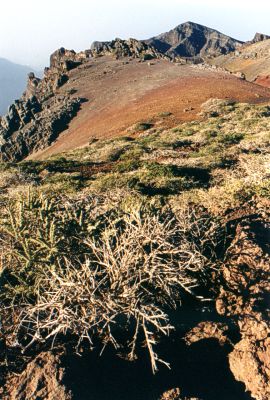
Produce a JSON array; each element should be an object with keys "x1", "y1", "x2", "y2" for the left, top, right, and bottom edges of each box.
[
  {"x1": 216, "y1": 209, "x2": 270, "y2": 400},
  {"x1": 3, "y1": 352, "x2": 72, "y2": 400}
]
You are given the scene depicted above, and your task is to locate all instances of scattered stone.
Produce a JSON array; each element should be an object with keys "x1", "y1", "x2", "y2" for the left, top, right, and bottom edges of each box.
[
  {"x1": 184, "y1": 322, "x2": 230, "y2": 346},
  {"x1": 159, "y1": 388, "x2": 202, "y2": 400},
  {"x1": 3, "y1": 352, "x2": 72, "y2": 400}
]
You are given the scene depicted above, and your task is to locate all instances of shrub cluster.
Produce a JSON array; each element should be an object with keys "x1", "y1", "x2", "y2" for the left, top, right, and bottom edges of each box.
[{"x1": 0, "y1": 191, "x2": 222, "y2": 372}]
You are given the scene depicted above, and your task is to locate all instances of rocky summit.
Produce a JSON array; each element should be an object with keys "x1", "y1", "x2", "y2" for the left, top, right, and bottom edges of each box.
[
  {"x1": 145, "y1": 21, "x2": 243, "y2": 59},
  {"x1": 249, "y1": 32, "x2": 270, "y2": 44},
  {"x1": 91, "y1": 37, "x2": 167, "y2": 60}
]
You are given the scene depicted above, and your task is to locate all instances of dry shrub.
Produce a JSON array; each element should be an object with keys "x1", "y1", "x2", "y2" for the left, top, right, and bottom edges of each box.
[
  {"x1": 0, "y1": 169, "x2": 36, "y2": 191},
  {"x1": 0, "y1": 191, "x2": 221, "y2": 373}
]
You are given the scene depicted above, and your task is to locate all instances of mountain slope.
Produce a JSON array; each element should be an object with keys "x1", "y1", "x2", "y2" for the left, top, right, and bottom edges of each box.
[
  {"x1": 35, "y1": 57, "x2": 270, "y2": 160},
  {"x1": 0, "y1": 58, "x2": 40, "y2": 115},
  {"x1": 145, "y1": 21, "x2": 243, "y2": 59},
  {"x1": 210, "y1": 39, "x2": 270, "y2": 86},
  {"x1": 1, "y1": 41, "x2": 270, "y2": 162}
]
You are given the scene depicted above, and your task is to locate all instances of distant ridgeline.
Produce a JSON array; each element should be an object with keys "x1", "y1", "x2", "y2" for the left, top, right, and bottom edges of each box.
[
  {"x1": 0, "y1": 58, "x2": 41, "y2": 116},
  {"x1": 0, "y1": 22, "x2": 269, "y2": 162},
  {"x1": 0, "y1": 40, "x2": 167, "y2": 162}
]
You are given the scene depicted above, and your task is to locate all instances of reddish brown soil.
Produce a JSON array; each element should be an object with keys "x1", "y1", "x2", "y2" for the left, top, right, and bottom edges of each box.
[
  {"x1": 255, "y1": 75, "x2": 270, "y2": 88},
  {"x1": 30, "y1": 56, "x2": 270, "y2": 159}
]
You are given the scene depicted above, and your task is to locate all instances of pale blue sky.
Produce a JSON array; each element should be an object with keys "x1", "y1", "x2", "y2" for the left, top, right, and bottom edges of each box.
[{"x1": 1, "y1": 0, "x2": 269, "y2": 68}]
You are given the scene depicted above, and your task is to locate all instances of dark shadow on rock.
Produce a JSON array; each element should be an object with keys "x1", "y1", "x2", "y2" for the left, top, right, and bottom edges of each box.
[{"x1": 62, "y1": 304, "x2": 252, "y2": 400}]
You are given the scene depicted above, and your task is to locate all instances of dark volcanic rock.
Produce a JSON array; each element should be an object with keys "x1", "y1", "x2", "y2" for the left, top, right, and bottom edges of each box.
[
  {"x1": 146, "y1": 21, "x2": 243, "y2": 59},
  {"x1": 0, "y1": 96, "x2": 81, "y2": 161},
  {"x1": 0, "y1": 47, "x2": 88, "y2": 161},
  {"x1": 250, "y1": 33, "x2": 270, "y2": 44},
  {"x1": 91, "y1": 37, "x2": 167, "y2": 60},
  {"x1": 0, "y1": 96, "x2": 41, "y2": 137}
]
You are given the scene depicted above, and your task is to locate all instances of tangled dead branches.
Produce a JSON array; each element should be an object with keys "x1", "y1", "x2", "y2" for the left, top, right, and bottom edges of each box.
[{"x1": 0, "y1": 192, "x2": 222, "y2": 373}]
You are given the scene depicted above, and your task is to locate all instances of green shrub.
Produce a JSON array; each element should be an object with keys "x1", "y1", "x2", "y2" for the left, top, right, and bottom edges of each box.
[
  {"x1": 114, "y1": 159, "x2": 142, "y2": 173},
  {"x1": 134, "y1": 122, "x2": 154, "y2": 132},
  {"x1": 218, "y1": 133, "x2": 244, "y2": 145}
]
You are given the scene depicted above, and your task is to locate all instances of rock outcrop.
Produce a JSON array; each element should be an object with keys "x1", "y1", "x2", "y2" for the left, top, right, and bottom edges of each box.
[
  {"x1": 91, "y1": 37, "x2": 167, "y2": 60},
  {"x1": 0, "y1": 95, "x2": 81, "y2": 161},
  {"x1": 0, "y1": 39, "x2": 170, "y2": 161},
  {"x1": 216, "y1": 204, "x2": 270, "y2": 400},
  {"x1": 3, "y1": 352, "x2": 72, "y2": 400},
  {"x1": 159, "y1": 388, "x2": 202, "y2": 400},
  {"x1": 0, "y1": 47, "x2": 87, "y2": 161},
  {"x1": 25, "y1": 48, "x2": 91, "y2": 102},
  {"x1": 145, "y1": 21, "x2": 243, "y2": 59},
  {"x1": 250, "y1": 33, "x2": 270, "y2": 44}
]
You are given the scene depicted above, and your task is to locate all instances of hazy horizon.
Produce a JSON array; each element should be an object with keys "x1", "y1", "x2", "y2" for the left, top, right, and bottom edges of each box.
[{"x1": 1, "y1": 0, "x2": 270, "y2": 69}]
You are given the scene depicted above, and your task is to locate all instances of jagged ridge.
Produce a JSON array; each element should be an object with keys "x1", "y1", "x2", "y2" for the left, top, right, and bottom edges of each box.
[
  {"x1": 0, "y1": 39, "x2": 168, "y2": 162},
  {"x1": 145, "y1": 21, "x2": 243, "y2": 59}
]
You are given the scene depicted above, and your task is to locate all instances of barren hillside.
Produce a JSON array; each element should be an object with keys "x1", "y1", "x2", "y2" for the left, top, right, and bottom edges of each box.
[
  {"x1": 210, "y1": 39, "x2": 270, "y2": 86},
  {"x1": 31, "y1": 55, "x2": 270, "y2": 159}
]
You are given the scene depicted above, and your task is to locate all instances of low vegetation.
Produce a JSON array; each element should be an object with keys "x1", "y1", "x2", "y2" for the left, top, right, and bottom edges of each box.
[
  {"x1": 0, "y1": 99, "x2": 269, "y2": 372},
  {"x1": 0, "y1": 191, "x2": 223, "y2": 372}
]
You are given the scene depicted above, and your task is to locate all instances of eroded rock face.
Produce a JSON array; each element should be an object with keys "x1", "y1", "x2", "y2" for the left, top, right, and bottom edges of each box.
[
  {"x1": 0, "y1": 95, "x2": 81, "y2": 161},
  {"x1": 0, "y1": 47, "x2": 87, "y2": 161},
  {"x1": 146, "y1": 21, "x2": 243, "y2": 59},
  {"x1": 250, "y1": 33, "x2": 270, "y2": 44},
  {"x1": 3, "y1": 352, "x2": 72, "y2": 400},
  {"x1": 91, "y1": 38, "x2": 166, "y2": 60},
  {"x1": 26, "y1": 48, "x2": 91, "y2": 102},
  {"x1": 0, "y1": 96, "x2": 41, "y2": 137},
  {"x1": 216, "y1": 206, "x2": 270, "y2": 400}
]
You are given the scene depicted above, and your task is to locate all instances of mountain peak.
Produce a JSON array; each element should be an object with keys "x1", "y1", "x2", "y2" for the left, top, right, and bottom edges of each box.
[
  {"x1": 146, "y1": 22, "x2": 243, "y2": 58},
  {"x1": 251, "y1": 32, "x2": 270, "y2": 43}
]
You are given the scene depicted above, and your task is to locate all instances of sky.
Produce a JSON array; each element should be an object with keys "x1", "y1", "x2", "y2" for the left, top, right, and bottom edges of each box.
[{"x1": 0, "y1": 0, "x2": 270, "y2": 69}]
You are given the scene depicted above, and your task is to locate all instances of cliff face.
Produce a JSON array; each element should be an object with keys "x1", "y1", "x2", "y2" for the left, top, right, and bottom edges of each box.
[
  {"x1": 0, "y1": 48, "x2": 89, "y2": 161},
  {"x1": 0, "y1": 58, "x2": 40, "y2": 116},
  {"x1": 249, "y1": 33, "x2": 270, "y2": 44},
  {"x1": 145, "y1": 21, "x2": 243, "y2": 59},
  {"x1": 0, "y1": 40, "x2": 168, "y2": 162}
]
